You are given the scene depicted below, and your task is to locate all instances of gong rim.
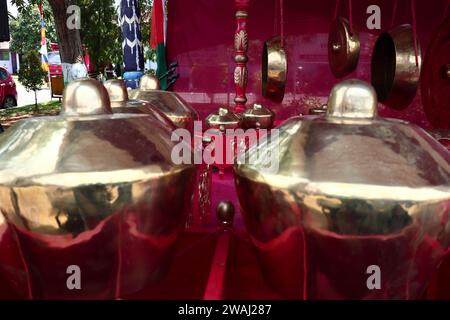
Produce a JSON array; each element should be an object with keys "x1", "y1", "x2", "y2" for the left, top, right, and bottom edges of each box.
[
  {"x1": 371, "y1": 24, "x2": 422, "y2": 110},
  {"x1": 328, "y1": 17, "x2": 360, "y2": 78},
  {"x1": 421, "y1": 17, "x2": 450, "y2": 130},
  {"x1": 262, "y1": 36, "x2": 287, "y2": 103}
]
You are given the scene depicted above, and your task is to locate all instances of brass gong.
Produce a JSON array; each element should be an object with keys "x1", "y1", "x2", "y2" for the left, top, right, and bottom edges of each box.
[
  {"x1": 241, "y1": 103, "x2": 276, "y2": 129},
  {"x1": 328, "y1": 17, "x2": 360, "y2": 78},
  {"x1": 371, "y1": 24, "x2": 421, "y2": 110},
  {"x1": 262, "y1": 37, "x2": 288, "y2": 103},
  {"x1": 0, "y1": 78, "x2": 197, "y2": 299},
  {"x1": 421, "y1": 17, "x2": 450, "y2": 130},
  {"x1": 235, "y1": 79, "x2": 450, "y2": 299}
]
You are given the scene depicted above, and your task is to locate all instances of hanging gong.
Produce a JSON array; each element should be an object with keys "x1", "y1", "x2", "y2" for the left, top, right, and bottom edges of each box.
[
  {"x1": 371, "y1": 24, "x2": 421, "y2": 110},
  {"x1": 262, "y1": 37, "x2": 287, "y2": 103},
  {"x1": 328, "y1": 17, "x2": 360, "y2": 78},
  {"x1": 421, "y1": 17, "x2": 450, "y2": 130}
]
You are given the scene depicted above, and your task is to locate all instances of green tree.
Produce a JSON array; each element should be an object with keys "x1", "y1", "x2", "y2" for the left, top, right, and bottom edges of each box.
[
  {"x1": 9, "y1": 3, "x2": 56, "y2": 58},
  {"x1": 78, "y1": 0, "x2": 122, "y2": 71},
  {"x1": 18, "y1": 51, "x2": 47, "y2": 111},
  {"x1": 13, "y1": 0, "x2": 83, "y2": 65},
  {"x1": 12, "y1": 0, "x2": 158, "y2": 73},
  {"x1": 141, "y1": 0, "x2": 157, "y2": 65},
  {"x1": 77, "y1": 0, "x2": 156, "y2": 73}
]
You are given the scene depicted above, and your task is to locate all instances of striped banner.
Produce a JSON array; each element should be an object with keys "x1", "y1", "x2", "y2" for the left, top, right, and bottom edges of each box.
[{"x1": 38, "y1": 3, "x2": 49, "y2": 72}]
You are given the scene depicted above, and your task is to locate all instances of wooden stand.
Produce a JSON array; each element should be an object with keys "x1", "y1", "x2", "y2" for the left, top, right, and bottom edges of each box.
[{"x1": 234, "y1": 0, "x2": 250, "y2": 113}]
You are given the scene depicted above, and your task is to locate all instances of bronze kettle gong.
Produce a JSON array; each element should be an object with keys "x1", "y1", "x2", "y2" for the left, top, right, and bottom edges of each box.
[
  {"x1": 206, "y1": 107, "x2": 242, "y2": 132},
  {"x1": 104, "y1": 79, "x2": 176, "y2": 130},
  {"x1": 129, "y1": 75, "x2": 199, "y2": 132},
  {"x1": 0, "y1": 78, "x2": 197, "y2": 299},
  {"x1": 235, "y1": 79, "x2": 450, "y2": 300},
  {"x1": 241, "y1": 103, "x2": 276, "y2": 129}
]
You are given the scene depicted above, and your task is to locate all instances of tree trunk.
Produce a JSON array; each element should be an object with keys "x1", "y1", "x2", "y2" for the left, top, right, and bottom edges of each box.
[
  {"x1": 48, "y1": 0, "x2": 82, "y2": 64},
  {"x1": 34, "y1": 90, "x2": 38, "y2": 111}
]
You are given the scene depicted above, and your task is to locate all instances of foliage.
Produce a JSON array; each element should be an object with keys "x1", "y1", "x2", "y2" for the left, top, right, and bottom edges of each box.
[
  {"x1": 13, "y1": 0, "x2": 83, "y2": 64},
  {"x1": 11, "y1": 0, "x2": 54, "y2": 20},
  {"x1": 141, "y1": 0, "x2": 155, "y2": 62},
  {"x1": 12, "y1": 0, "x2": 159, "y2": 71},
  {"x1": 77, "y1": 0, "x2": 122, "y2": 70},
  {"x1": 77, "y1": 0, "x2": 157, "y2": 71},
  {"x1": 18, "y1": 51, "x2": 48, "y2": 110},
  {"x1": 9, "y1": 1, "x2": 56, "y2": 56}
]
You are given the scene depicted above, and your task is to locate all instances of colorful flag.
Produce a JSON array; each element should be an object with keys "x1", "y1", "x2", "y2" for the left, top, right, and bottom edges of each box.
[
  {"x1": 38, "y1": 3, "x2": 49, "y2": 72},
  {"x1": 150, "y1": 0, "x2": 168, "y2": 90}
]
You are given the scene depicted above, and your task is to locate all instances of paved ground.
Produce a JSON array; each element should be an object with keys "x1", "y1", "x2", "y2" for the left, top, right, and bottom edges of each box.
[{"x1": 13, "y1": 76, "x2": 55, "y2": 107}]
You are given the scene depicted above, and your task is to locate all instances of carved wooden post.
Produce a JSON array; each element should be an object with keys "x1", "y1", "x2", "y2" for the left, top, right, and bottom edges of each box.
[{"x1": 234, "y1": 0, "x2": 250, "y2": 113}]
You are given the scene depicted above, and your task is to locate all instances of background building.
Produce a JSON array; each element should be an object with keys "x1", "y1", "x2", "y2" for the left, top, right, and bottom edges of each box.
[{"x1": 0, "y1": 41, "x2": 19, "y2": 73}]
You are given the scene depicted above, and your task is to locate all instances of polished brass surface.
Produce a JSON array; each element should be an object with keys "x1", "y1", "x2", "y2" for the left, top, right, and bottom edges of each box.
[
  {"x1": 104, "y1": 79, "x2": 129, "y2": 103},
  {"x1": 421, "y1": 17, "x2": 450, "y2": 130},
  {"x1": 427, "y1": 129, "x2": 450, "y2": 141},
  {"x1": 427, "y1": 129, "x2": 450, "y2": 150},
  {"x1": 129, "y1": 76, "x2": 198, "y2": 132},
  {"x1": 0, "y1": 78, "x2": 197, "y2": 299},
  {"x1": 206, "y1": 107, "x2": 242, "y2": 132},
  {"x1": 444, "y1": 64, "x2": 450, "y2": 80},
  {"x1": 241, "y1": 103, "x2": 276, "y2": 129},
  {"x1": 371, "y1": 24, "x2": 422, "y2": 110},
  {"x1": 262, "y1": 36, "x2": 287, "y2": 102},
  {"x1": 328, "y1": 17, "x2": 360, "y2": 78},
  {"x1": 139, "y1": 74, "x2": 161, "y2": 91},
  {"x1": 327, "y1": 79, "x2": 377, "y2": 119},
  {"x1": 104, "y1": 79, "x2": 176, "y2": 130},
  {"x1": 217, "y1": 201, "x2": 235, "y2": 228},
  {"x1": 235, "y1": 79, "x2": 450, "y2": 299},
  {"x1": 308, "y1": 104, "x2": 328, "y2": 115},
  {"x1": 62, "y1": 78, "x2": 112, "y2": 116}
]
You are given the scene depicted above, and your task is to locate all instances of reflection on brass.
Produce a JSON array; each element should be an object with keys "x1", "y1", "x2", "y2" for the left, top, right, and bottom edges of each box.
[
  {"x1": 420, "y1": 17, "x2": 450, "y2": 130},
  {"x1": 104, "y1": 79, "x2": 176, "y2": 130},
  {"x1": 62, "y1": 77, "x2": 112, "y2": 116},
  {"x1": 104, "y1": 79, "x2": 129, "y2": 103},
  {"x1": 129, "y1": 75, "x2": 198, "y2": 132},
  {"x1": 217, "y1": 201, "x2": 235, "y2": 228},
  {"x1": 371, "y1": 24, "x2": 422, "y2": 110},
  {"x1": 262, "y1": 37, "x2": 287, "y2": 103},
  {"x1": 241, "y1": 103, "x2": 275, "y2": 129},
  {"x1": 427, "y1": 129, "x2": 450, "y2": 142},
  {"x1": 0, "y1": 78, "x2": 197, "y2": 299},
  {"x1": 427, "y1": 129, "x2": 450, "y2": 150},
  {"x1": 206, "y1": 107, "x2": 242, "y2": 132},
  {"x1": 140, "y1": 74, "x2": 161, "y2": 90},
  {"x1": 443, "y1": 64, "x2": 450, "y2": 80},
  {"x1": 309, "y1": 105, "x2": 328, "y2": 115},
  {"x1": 235, "y1": 79, "x2": 450, "y2": 299},
  {"x1": 328, "y1": 17, "x2": 360, "y2": 78}
]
